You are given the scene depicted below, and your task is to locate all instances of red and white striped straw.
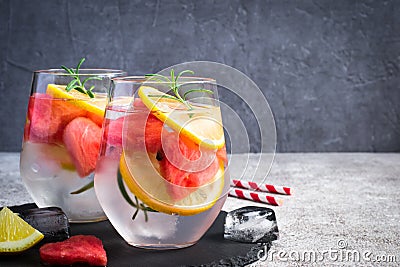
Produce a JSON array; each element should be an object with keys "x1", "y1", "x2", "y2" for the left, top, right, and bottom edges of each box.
[
  {"x1": 231, "y1": 179, "x2": 292, "y2": 195},
  {"x1": 228, "y1": 188, "x2": 284, "y2": 206}
]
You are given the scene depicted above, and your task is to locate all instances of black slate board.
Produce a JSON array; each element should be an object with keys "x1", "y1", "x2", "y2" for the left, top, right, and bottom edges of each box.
[{"x1": 1, "y1": 204, "x2": 266, "y2": 267}]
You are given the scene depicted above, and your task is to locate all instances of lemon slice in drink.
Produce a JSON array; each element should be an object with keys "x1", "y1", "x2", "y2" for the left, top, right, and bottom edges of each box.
[
  {"x1": 119, "y1": 153, "x2": 225, "y2": 216},
  {"x1": 138, "y1": 86, "x2": 225, "y2": 150},
  {"x1": 0, "y1": 207, "x2": 44, "y2": 253},
  {"x1": 46, "y1": 84, "x2": 106, "y2": 116}
]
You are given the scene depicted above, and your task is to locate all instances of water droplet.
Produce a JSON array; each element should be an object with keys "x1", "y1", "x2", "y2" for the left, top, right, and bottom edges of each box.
[{"x1": 31, "y1": 163, "x2": 40, "y2": 173}]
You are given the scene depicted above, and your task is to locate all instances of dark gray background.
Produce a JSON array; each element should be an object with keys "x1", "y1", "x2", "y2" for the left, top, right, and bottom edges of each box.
[{"x1": 1, "y1": 0, "x2": 399, "y2": 152}]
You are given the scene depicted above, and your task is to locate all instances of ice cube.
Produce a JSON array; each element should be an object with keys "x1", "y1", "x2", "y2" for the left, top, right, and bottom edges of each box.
[
  {"x1": 224, "y1": 206, "x2": 279, "y2": 243},
  {"x1": 19, "y1": 207, "x2": 71, "y2": 242}
]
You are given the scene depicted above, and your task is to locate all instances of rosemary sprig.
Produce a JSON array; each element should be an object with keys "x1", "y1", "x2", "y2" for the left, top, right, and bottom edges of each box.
[
  {"x1": 70, "y1": 181, "x2": 94, "y2": 195},
  {"x1": 145, "y1": 69, "x2": 213, "y2": 109},
  {"x1": 117, "y1": 168, "x2": 156, "y2": 221},
  {"x1": 61, "y1": 58, "x2": 102, "y2": 98}
]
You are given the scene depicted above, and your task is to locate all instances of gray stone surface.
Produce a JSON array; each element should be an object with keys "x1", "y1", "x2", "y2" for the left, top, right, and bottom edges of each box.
[
  {"x1": 1, "y1": 0, "x2": 400, "y2": 153},
  {"x1": 1, "y1": 152, "x2": 399, "y2": 265},
  {"x1": 227, "y1": 153, "x2": 400, "y2": 266}
]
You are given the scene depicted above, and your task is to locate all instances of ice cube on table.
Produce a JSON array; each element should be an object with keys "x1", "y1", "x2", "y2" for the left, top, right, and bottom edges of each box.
[
  {"x1": 224, "y1": 206, "x2": 279, "y2": 243},
  {"x1": 17, "y1": 206, "x2": 71, "y2": 242}
]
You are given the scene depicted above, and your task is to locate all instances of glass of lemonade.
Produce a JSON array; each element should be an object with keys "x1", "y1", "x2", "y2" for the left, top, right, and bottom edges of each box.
[
  {"x1": 94, "y1": 74, "x2": 230, "y2": 249},
  {"x1": 20, "y1": 66, "x2": 126, "y2": 222}
]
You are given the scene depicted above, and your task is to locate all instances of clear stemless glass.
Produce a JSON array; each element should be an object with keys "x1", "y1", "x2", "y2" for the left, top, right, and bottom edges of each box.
[
  {"x1": 94, "y1": 76, "x2": 230, "y2": 249},
  {"x1": 20, "y1": 68, "x2": 126, "y2": 223}
]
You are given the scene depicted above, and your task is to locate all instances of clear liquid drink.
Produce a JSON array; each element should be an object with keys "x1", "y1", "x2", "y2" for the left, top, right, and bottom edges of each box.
[
  {"x1": 20, "y1": 68, "x2": 125, "y2": 222},
  {"x1": 94, "y1": 76, "x2": 229, "y2": 248}
]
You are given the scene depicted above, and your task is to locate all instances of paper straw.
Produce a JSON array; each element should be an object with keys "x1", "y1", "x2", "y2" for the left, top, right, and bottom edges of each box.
[
  {"x1": 228, "y1": 188, "x2": 284, "y2": 206},
  {"x1": 231, "y1": 179, "x2": 292, "y2": 195}
]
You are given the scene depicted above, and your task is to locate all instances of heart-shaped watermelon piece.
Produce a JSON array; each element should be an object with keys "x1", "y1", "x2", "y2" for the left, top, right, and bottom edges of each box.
[{"x1": 39, "y1": 235, "x2": 107, "y2": 266}]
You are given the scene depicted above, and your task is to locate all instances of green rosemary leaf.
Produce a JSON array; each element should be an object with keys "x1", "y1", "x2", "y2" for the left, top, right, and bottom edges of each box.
[
  {"x1": 117, "y1": 169, "x2": 136, "y2": 207},
  {"x1": 66, "y1": 79, "x2": 78, "y2": 92},
  {"x1": 60, "y1": 58, "x2": 96, "y2": 98},
  {"x1": 61, "y1": 65, "x2": 74, "y2": 75},
  {"x1": 147, "y1": 94, "x2": 179, "y2": 101},
  {"x1": 170, "y1": 69, "x2": 175, "y2": 86},
  {"x1": 146, "y1": 77, "x2": 169, "y2": 84},
  {"x1": 131, "y1": 197, "x2": 141, "y2": 220},
  {"x1": 117, "y1": 168, "x2": 157, "y2": 221},
  {"x1": 183, "y1": 89, "x2": 213, "y2": 100},
  {"x1": 82, "y1": 76, "x2": 102, "y2": 85},
  {"x1": 75, "y1": 58, "x2": 85, "y2": 74},
  {"x1": 74, "y1": 87, "x2": 86, "y2": 94},
  {"x1": 131, "y1": 209, "x2": 139, "y2": 220},
  {"x1": 87, "y1": 88, "x2": 95, "y2": 98},
  {"x1": 135, "y1": 196, "x2": 139, "y2": 208},
  {"x1": 141, "y1": 204, "x2": 149, "y2": 222},
  {"x1": 70, "y1": 181, "x2": 94, "y2": 194},
  {"x1": 145, "y1": 69, "x2": 206, "y2": 111},
  {"x1": 145, "y1": 73, "x2": 171, "y2": 83},
  {"x1": 175, "y1": 70, "x2": 194, "y2": 84},
  {"x1": 141, "y1": 204, "x2": 156, "y2": 214}
]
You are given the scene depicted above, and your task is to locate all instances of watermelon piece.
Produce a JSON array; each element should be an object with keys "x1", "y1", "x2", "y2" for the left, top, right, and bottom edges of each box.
[
  {"x1": 216, "y1": 145, "x2": 228, "y2": 166},
  {"x1": 100, "y1": 117, "x2": 124, "y2": 158},
  {"x1": 103, "y1": 117, "x2": 124, "y2": 147},
  {"x1": 26, "y1": 94, "x2": 58, "y2": 143},
  {"x1": 63, "y1": 117, "x2": 102, "y2": 177},
  {"x1": 39, "y1": 235, "x2": 107, "y2": 266},
  {"x1": 133, "y1": 98, "x2": 164, "y2": 153},
  {"x1": 23, "y1": 120, "x2": 30, "y2": 142},
  {"x1": 124, "y1": 111, "x2": 164, "y2": 154},
  {"x1": 133, "y1": 97, "x2": 148, "y2": 109},
  {"x1": 100, "y1": 104, "x2": 163, "y2": 159},
  {"x1": 144, "y1": 114, "x2": 164, "y2": 153},
  {"x1": 26, "y1": 94, "x2": 86, "y2": 144},
  {"x1": 159, "y1": 132, "x2": 220, "y2": 201}
]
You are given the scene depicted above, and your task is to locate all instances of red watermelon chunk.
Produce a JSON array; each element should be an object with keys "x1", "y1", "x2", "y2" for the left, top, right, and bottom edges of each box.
[
  {"x1": 103, "y1": 117, "x2": 124, "y2": 147},
  {"x1": 133, "y1": 97, "x2": 148, "y2": 109},
  {"x1": 23, "y1": 121, "x2": 31, "y2": 142},
  {"x1": 100, "y1": 117, "x2": 124, "y2": 159},
  {"x1": 39, "y1": 235, "x2": 107, "y2": 266},
  {"x1": 216, "y1": 145, "x2": 228, "y2": 165},
  {"x1": 144, "y1": 114, "x2": 164, "y2": 153},
  {"x1": 124, "y1": 112, "x2": 164, "y2": 154},
  {"x1": 26, "y1": 93, "x2": 86, "y2": 144},
  {"x1": 63, "y1": 117, "x2": 102, "y2": 177},
  {"x1": 159, "y1": 132, "x2": 220, "y2": 201},
  {"x1": 134, "y1": 98, "x2": 164, "y2": 153},
  {"x1": 100, "y1": 99, "x2": 163, "y2": 158}
]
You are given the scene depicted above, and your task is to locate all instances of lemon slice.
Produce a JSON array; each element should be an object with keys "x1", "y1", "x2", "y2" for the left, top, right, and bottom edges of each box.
[
  {"x1": 119, "y1": 152, "x2": 225, "y2": 216},
  {"x1": 138, "y1": 86, "x2": 225, "y2": 150},
  {"x1": 46, "y1": 84, "x2": 107, "y2": 116},
  {"x1": 0, "y1": 207, "x2": 44, "y2": 253}
]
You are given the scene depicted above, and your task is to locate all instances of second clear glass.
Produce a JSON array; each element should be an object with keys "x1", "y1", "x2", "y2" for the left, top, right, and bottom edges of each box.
[{"x1": 94, "y1": 76, "x2": 230, "y2": 249}]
